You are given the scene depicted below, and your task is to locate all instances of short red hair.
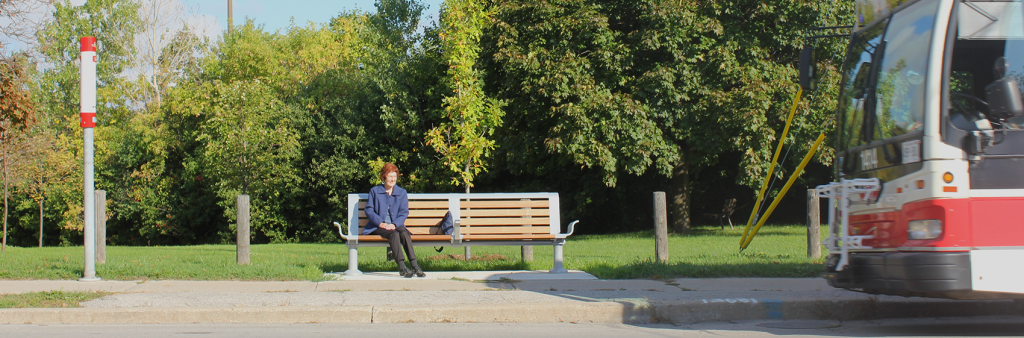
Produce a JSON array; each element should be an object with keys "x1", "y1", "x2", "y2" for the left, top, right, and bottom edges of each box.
[{"x1": 379, "y1": 163, "x2": 400, "y2": 182}]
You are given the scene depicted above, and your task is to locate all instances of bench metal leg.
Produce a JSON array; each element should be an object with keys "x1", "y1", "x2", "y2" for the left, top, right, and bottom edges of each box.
[
  {"x1": 345, "y1": 246, "x2": 362, "y2": 276},
  {"x1": 550, "y1": 239, "x2": 568, "y2": 273}
]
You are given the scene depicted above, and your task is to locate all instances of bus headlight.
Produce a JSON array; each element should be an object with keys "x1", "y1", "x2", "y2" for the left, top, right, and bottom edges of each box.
[{"x1": 908, "y1": 220, "x2": 943, "y2": 240}]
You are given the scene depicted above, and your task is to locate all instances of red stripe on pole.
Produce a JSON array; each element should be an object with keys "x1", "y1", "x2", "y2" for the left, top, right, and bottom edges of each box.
[
  {"x1": 81, "y1": 37, "x2": 96, "y2": 52},
  {"x1": 80, "y1": 112, "x2": 96, "y2": 128}
]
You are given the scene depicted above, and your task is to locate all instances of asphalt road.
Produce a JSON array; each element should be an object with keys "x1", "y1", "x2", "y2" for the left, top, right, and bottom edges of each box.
[{"x1": 4, "y1": 316, "x2": 1023, "y2": 337}]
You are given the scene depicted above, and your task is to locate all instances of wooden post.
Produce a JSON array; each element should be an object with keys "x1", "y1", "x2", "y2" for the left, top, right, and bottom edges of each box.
[
  {"x1": 807, "y1": 189, "x2": 821, "y2": 258},
  {"x1": 654, "y1": 191, "x2": 669, "y2": 262},
  {"x1": 237, "y1": 194, "x2": 250, "y2": 265},
  {"x1": 95, "y1": 190, "x2": 106, "y2": 264}
]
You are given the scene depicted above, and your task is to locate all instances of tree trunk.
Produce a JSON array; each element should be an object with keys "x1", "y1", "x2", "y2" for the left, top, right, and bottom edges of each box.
[
  {"x1": 669, "y1": 148, "x2": 690, "y2": 235},
  {"x1": 2, "y1": 131, "x2": 7, "y2": 253}
]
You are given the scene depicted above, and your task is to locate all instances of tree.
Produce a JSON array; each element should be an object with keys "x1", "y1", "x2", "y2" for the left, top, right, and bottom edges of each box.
[
  {"x1": 128, "y1": 0, "x2": 209, "y2": 111},
  {"x1": 192, "y1": 80, "x2": 302, "y2": 242},
  {"x1": 0, "y1": 0, "x2": 53, "y2": 59},
  {"x1": 483, "y1": 0, "x2": 851, "y2": 233},
  {"x1": 32, "y1": 0, "x2": 140, "y2": 237},
  {"x1": 0, "y1": 54, "x2": 34, "y2": 252},
  {"x1": 426, "y1": 0, "x2": 505, "y2": 191}
]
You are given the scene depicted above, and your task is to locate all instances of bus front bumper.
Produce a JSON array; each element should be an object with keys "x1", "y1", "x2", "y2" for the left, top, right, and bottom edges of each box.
[{"x1": 824, "y1": 251, "x2": 972, "y2": 296}]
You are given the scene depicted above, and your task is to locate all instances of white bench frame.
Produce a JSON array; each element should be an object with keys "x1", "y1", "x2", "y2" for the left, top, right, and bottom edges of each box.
[{"x1": 335, "y1": 192, "x2": 578, "y2": 275}]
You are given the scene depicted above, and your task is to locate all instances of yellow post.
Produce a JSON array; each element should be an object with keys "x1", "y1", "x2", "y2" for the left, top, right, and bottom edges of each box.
[
  {"x1": 740, "y1": 89, "x2": 802, "y2": 245},
  {"x1": 740, "y1": 132, "x2": 827, "y2": 250}
]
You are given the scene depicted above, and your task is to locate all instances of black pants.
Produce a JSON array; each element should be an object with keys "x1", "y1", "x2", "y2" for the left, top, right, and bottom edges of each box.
[{"x1": 370, "y1": 227, "x2": 417, "y2": 262}]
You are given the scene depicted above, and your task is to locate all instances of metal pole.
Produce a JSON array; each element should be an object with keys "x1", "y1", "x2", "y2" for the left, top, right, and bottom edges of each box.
[
  {"x1": 741, "y1": 132, "x2": 826, "y2": 250},
  {"x1": 95, "y1": 190, "x2": 106, "y2": 264},
  {"x1": 79, "y1": 37, "x2": 99, "y2": 282},
  {"x1": 654, "y1": 191, "x2": 669, "y2": 262},
  {"x1": 237, "y1": 194, "x2": 250, "y2": 265},
  {"x1": 807, "y1": 189, "x2": 821, "y2": 258},
  {"x1": 227, "y1": 0, "x2": 233, "y2": 34}
]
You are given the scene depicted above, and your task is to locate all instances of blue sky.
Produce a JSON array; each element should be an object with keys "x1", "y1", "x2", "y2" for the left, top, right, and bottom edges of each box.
[{"x1": 182, "y1": 0, "x2": 446, "y2": 32}]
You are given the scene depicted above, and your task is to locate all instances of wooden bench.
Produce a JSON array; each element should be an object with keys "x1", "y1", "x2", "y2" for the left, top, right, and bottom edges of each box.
[
  {"x1": 704, "y1": 198, "x2": 737, "y2": 229},
  {"x1": 334, "y1": 192, "x2": 578, "y2": 275}
]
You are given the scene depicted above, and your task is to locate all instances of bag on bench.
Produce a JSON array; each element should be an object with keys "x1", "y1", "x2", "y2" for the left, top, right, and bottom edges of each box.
[
  {"x1": 385, "y1": 212, "x2": 454, "y2": 259},
  {"x1": 433, "y1": 211, "x2": 454, "y2": 253}
]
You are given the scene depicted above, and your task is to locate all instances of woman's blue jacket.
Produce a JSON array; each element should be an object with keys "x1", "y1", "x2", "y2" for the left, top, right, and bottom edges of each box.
[{"x1": 361, "y1": 184, "x2": 409, "y2": 235}]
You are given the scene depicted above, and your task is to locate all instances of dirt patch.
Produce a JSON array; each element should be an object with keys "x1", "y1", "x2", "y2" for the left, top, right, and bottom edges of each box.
[{"x1": 426, "y1": 254, "x2": 508, "y2": 261}]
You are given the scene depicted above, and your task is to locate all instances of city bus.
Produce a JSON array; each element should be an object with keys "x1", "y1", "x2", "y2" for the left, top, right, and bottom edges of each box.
[{"x1": 815, "y1": 0, "x2": 1024, "y2": 299}]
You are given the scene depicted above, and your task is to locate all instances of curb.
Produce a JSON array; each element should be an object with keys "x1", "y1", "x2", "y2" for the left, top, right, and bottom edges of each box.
[
  {"x1": 1, "y1": 298, "x2": 1020, "y2": 324},
  {"x1": 0, "y1": 303, "x2": 640, "y2": 325}
]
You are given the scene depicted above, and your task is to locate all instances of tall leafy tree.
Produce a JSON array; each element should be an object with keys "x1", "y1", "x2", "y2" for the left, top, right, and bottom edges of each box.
[
  {"x1": 33, "y1": 0, "x2": 140, "y2": 236},
  {"x1": 0, "y1": 54, "x2": 35, "y2": 252},
  {"x1": 484, "y1": 0, "x2": 851, "y2": 233},
  {"x1": 193, "y1": 80, "x2": 302, "y2": 242},
  {"x1": 427, "y1": 0, "x2": 505, "y2": 191}
]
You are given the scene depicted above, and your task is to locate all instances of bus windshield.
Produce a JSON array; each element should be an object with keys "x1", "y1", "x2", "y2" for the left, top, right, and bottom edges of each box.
[
  {"x1": 838, "y1": 0, "x2": 940, "y2": 154},
  {"x1": 948, "y1": 0, "x2": 1024, "y2": 131}
]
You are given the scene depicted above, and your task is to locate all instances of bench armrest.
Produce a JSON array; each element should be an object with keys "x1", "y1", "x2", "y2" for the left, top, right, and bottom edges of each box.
[
  {"x1": 556, "y1": 220, "x2": 579, "y2": 239},
  {"x1": 334, "y1": 222, "x2": 354, "y2": 241}
]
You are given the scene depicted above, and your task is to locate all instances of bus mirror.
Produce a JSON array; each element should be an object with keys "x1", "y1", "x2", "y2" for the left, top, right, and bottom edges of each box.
[
  {"x1": 985, "y1": 78, "x2": 1024, "y2": 119},
  {"x1": 799, "y1": 45, "x2": 815, "y2": 91}
]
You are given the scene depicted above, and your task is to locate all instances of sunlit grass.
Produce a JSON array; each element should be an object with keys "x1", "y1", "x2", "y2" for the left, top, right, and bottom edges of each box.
[
  {"x1": 0, "y1": 290, "x2": 111, "y2": 308},
  {"x1": 0, "y1": 225, "x2": 826, "y2": 280}
]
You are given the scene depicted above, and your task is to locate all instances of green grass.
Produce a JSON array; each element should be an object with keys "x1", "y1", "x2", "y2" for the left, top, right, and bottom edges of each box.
[
  {"x1": 0, "y1": 225, "x2": 827, "y2": 281},
  {"x1": 0, "y1": 291, "x2": 111, "y2": 308}
]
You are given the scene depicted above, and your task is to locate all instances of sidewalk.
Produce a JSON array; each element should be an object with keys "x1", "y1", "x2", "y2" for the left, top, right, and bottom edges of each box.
[{"x1": 1, "y1": 271, "x2": 1021, "y2": 324}]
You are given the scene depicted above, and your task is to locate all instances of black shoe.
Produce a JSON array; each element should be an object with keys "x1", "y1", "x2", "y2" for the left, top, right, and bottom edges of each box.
[
  {"x1": 410, "y1": 260, "x2": 426, "y2": 278},
  {"x1": 397, "y1": 263, "x2": 413, "y2": 277}
]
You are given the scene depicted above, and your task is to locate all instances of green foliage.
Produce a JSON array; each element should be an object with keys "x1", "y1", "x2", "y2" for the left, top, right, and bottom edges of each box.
[
  {"x1": 30, "y1": 0, "x2": 140, "y2": 237},
  {"x1": 426, "y1": 0, "x2": 506, "y2": 189},
  {"x1": 194, "y1": 80, "x2": 302, "y2": 242},
  {"x1": 5, "y1": 0, "x2": 856, "y2": 246}
]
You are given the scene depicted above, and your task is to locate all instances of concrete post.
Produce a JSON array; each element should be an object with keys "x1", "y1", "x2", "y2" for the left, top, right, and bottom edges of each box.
[
  {"x1": 807, "y1": 189, "x2": 821, "y2": 258},
  {"x1": 237, "y1": 194, "x2": 250, "y2": 265},
  {"x1": 654, "y1": 191, "x2": 669, "y2": 262},
  {"x1": 95, "y1": 190, "x2": 106, "y2": 264}
]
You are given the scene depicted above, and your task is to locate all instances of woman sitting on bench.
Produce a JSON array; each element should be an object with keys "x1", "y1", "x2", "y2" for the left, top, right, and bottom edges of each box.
[{"x1": 363, "y1": 163, "x2": 425, "y2": 278}]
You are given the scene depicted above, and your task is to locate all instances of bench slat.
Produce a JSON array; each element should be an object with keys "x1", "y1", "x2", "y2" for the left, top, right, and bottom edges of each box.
[
  {"x1": 360, "y1": 208, "x2": 551, "y2": 218},
  {"x1": 460, "y1": 209, "x2": 549, "y2": 217},
  {"x1": 460, "y1": 200, "x2": 549, "y2": 209},
  {"x1": 360, "y1": 209, "x2": 450, "y2": 218},
  {"x1": 358, "y1": 227, "x2": 443, "y2": 235},
  {"x1": 460, "y1": 227, "x2": 552, "y2": 234},
  {"x1": 463, "y1": 234, "x2": 557, "y2": 240},
  {"x1": 458, "y1": 218, "x2": 551, "y2": 226},
  {"x1": 358, "y1": 219, "x2": 442, "y2": 226},
  {"x1": 357, "y1": 201, "x2": 450, "y2": 209},
  {"x1": 357, "y1": 235, "x2": 452, "y2": 241}
]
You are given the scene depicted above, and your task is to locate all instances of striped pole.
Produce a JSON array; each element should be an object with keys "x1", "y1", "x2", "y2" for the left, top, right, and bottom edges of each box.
[{"x1": 80, "y1": 37, "x2": 100, "y2": 281}]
